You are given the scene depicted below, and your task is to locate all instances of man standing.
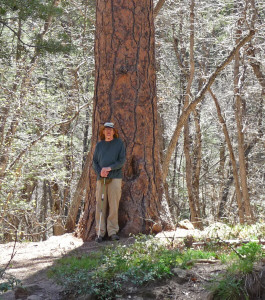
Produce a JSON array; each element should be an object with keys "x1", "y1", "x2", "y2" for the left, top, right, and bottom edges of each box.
[{"x1": 93, "y1": 122, "x2": 126, "y2": 242}]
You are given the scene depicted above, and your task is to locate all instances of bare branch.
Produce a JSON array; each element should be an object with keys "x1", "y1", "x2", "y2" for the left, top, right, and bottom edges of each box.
[
  {"x1": 0, "y1": 232, "x2": 18, "y2": 278},
  {"x1": 0, "y1": 20, "x2": 36, "y2": 48},
  {"x1": 7, "y1": 103, "x2": 89, "y2": 171},
  {"x1": 162, "y1": 30, "x2": 255, "y2": 182},
  {"x1": 154, "y1": 0, "x2": 166, "y2": 18}
]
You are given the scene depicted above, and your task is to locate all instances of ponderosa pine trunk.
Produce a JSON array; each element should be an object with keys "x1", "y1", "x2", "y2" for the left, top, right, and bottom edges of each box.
[{"x1": 77, "y1": 0, "x2": 171, "y2": 241}]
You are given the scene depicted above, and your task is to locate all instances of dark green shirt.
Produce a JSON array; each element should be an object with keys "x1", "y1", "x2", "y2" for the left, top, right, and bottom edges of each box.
[{"x1": 92, "y1": 138, "x2": 126, "y2": 180}]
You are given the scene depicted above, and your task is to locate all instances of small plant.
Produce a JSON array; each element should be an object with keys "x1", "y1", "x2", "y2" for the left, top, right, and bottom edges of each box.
[
  {"x1": 0, "y1": 234, "x2": 22, "y2": 294},
  {"x1": 0, "y1": 270, "x2": 22, "y2": 294},
  {"x1": 49, "y1": 234, "x2": 221, "y2": 299},
  {"x1": 209, "y1": 274, "x2": 247, "y2": 300},
  {"x1": 208, "y1": 242, "x2": 264, "y2": 300}
]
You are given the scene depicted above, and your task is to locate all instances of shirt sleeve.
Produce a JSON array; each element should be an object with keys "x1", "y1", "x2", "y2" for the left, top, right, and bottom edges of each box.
[
  {"x1": 108, "y1": 140, "x2": 126, "y2": 170},
  {"x1": 92, "y1": 143, "x2": 101, "y2": 176}
]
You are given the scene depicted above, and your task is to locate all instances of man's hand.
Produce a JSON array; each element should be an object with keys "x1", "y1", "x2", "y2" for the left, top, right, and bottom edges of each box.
[{"x1": 100, "y1": 167, "x2": 111, "y2": 177}]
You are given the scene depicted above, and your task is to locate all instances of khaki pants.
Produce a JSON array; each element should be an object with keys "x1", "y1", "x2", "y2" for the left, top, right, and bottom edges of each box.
[{"x1": 95, "y1": 178, "x2": 122, "y2": 237}]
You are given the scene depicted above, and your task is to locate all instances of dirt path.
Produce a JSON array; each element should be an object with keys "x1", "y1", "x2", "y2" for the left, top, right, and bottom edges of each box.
[
  {"x1": 1, "y1": 234, "x2": 96, "y2": 299},
  {"x1": 0, "y1": 233, "x2": 224, "y2": 300}
]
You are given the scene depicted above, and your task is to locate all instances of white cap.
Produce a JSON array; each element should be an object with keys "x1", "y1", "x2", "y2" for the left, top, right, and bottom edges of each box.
[{"x1": 104, "y1": 122, "x2": 114, "y2": 128}]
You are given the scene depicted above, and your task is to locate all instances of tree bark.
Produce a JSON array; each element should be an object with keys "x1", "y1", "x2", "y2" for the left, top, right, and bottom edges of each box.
[
  {"x1": 78, "y1": 0, "x2": 172, "y2": 241},
  {"x1": 153, "y1": 0, "x2": 166, "y2": 18},
  {"x1": 234, "y1": 20, "x2": 253, "y2": 223},
  {"x1": 209, "y1": 89, "x2": 244, "y2": 223},
  {"x1": 246, "y1": 44, "x2": 265, "y2": 95},
  {"x1": 65, "y1": 153, "x2": 90, "y2": 232},
  {"x1": 182, "y1": 0, "x2": 202, "y2": 229}
]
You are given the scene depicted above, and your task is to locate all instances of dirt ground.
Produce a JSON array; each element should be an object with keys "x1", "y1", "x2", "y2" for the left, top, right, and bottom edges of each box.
[{"x1": 0, "y1": 233, "x2": 226, "y2": 300}]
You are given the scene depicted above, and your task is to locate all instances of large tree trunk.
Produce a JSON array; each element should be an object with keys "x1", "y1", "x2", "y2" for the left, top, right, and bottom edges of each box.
[{"x1": 78, "y1": 0, "x2": 171, "y2": 241}]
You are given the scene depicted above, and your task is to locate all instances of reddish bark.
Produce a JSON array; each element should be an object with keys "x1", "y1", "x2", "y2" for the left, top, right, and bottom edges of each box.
[{"x1": 78, "y1": 0, "x2": 171, "y2": 241}]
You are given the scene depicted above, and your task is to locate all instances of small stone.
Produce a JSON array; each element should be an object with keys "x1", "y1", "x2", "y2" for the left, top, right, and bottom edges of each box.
[
  {"x1": 171, "y1": 268, "x2": 190, "y2": 284},
  {"x1": 179, "y1": 219, "x2": 195, "y2": 230},
  {"x1": 27, "y1": 295, "x2": 43, "y2": 300},
  {"x1": 76, "y1": 294, "x2": 97, "y2": 300},
  {"x1": 14, "y1": 286, "x2": 30, "y2": 299}
]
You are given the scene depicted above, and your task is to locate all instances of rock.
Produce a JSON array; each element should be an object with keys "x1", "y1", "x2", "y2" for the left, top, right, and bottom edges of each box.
[
  {"x1": 178, "y1": 219, "x2": 195, "y2": 230},
  {"x1": 171, "y1": 268, "x2": 190, "y2": 284},
  {"x1": 76, "y1": 294, "x2": 96, "y2": 300},
  {"x1": 140, "y1": 289, "x2": 156, "y2": 298},
  {"x1": 27, "y1": 295, "x2": 43, "y2": 300},
  {"x1": 203, "y1": 222, "x2": 232, "y2": 238},
  {"x1": 155, "y1": 228, "x2": 201, "y2": 241},
  {"x1": 183, "y1": 235, "x2": 195, "y2": 248},
  {"x1": 14, "y1": 286, "x2": 30, "y2": 299},
  {"x1": 14, "y1": 284, "x2": 44, "y2": 300}
]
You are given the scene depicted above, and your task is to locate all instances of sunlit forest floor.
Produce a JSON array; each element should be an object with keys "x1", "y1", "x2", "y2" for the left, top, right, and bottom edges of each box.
[{"x1": 1, "y1": 223, "x2": 265, "y2": 299}]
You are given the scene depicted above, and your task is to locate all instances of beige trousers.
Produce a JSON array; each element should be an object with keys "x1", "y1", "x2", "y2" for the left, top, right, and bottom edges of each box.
[{"x1": 95, "y1": 178, "x2": 122, "y2": 237}]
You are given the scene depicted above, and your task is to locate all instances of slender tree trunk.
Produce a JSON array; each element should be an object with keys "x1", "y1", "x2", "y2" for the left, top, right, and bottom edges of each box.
[
  {"x1": 218, "y1": 141, "x2": 226, "y2": 202},
  {"x1": 182, "y1": 0, "x2": 202, "y2": 229},
  {"x1": 209, "y1": 89, "x2": 244, "y2": 223},
  {"x1": 51, "y1": 181, "x2": 64, "y2": 236},
  {"x1": 193, "y1": 108, "x2": 202, "y2": 217},
  {"x1": 40, "y1": 180, "x2": 49, "y2": 240},
  {"x1": 218, "y1": 171, "x2": 234, "y2": 220},
  {"x1": 65, "y1": 153, "x2": 90, "y2": 232},
  {"x1": 82, "y1": 105, "x2": 91, "y2": 168},
  {"x1": 234, "y1": 20, "x2": 253, "y2": 223},
  {"x1": 0, "y1": 0, "x2": 61, "y2": 190},
  {"x1": 78, "y1": 0, "x2": 172, "y2": 241},
  {"x1": 162, "y1": 30, "x2": 255, "y2": 182}
]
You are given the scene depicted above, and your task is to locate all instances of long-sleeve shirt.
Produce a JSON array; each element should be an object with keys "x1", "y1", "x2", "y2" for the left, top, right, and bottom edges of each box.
[{"x1": 92, "y1": 138, "x2": 126, "y2": 180}]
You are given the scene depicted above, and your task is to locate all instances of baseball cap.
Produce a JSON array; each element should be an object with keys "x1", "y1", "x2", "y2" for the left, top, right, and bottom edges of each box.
[{"x1": 104, "y1": 122, "x2": 114, "y2": 128}]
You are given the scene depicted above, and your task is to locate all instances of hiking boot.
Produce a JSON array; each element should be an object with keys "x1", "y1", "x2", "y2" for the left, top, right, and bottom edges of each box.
[
  {"x1": 110, "y1": 234, "x2": 120, "y2": 241},
  {"x1": 95, "y1": 236, "x2": 103, "y2": 243}
]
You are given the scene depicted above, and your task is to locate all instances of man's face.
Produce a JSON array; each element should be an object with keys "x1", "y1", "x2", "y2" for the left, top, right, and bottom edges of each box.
[{"x1": 104, "y1": 127, "x2": 114, "y2": 141}]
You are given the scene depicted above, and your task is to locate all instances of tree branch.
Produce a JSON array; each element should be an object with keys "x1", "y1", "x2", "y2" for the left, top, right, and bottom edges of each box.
[
  {"x1": 246, "y1": 43, "x2": 265, "y2": 95},
  {"x1": 162, "y1": 29, "x2": 255, "y2": 182},
  {"x1": 154, "y1": 0, "x2": 166, "y2": 18},
  {"x1": 7, "y1": 103, "x2": 89, "y2": 171},
  {"x1": 0, "y1": 20, "x2": 36, "y2": 48}
]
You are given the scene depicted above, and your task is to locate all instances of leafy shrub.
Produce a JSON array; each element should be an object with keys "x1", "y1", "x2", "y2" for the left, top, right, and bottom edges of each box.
[
  {"x1": 0, "y1": 270, "x2": 21, "y2": 294},
  {"x1": 49, "y1": 235, "x2": 220, "y2": 299},
  {"x1": 208, "y1": 242, "x2": 264, "y2": 300}
]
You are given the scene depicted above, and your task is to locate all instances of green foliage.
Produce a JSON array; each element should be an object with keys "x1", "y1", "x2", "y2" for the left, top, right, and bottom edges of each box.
[
  {"x1": 208, "y1": 242, "x2": 264, "y2": 300},
  {"x1": 49, "y1": 235, "x2": 222, "y2": 299},
  {"x1": 180, "y1": 249, "x2": 218, "y2": 268},
  {"x1": 35, "y1": 34, "x2": 74, "y2": 55},
  {"x1": 0, "y1": 269, "x2": 21, "y2": 294},
  {"x1": 0, "y1": 0, "x2": 63, "y2": 20},
  {"x1": 228, "y1": 242, "x2": 264, "y2": 274},
  {"x1": 209, "y1": 275, "x2": 247, "y2": 300}
]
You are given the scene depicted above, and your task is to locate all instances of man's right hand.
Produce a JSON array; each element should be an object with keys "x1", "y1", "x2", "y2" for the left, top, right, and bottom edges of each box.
[{"x1": 100, "y1": 167, "x2": 111, "y2": 177}]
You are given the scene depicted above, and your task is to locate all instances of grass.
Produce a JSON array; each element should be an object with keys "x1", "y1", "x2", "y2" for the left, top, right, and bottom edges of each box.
[{"x1": 207, "y1": 242, "x2": 265, "y2": 300}]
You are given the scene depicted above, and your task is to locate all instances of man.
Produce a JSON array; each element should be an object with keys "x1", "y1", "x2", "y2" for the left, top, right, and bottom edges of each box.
[{"x1": 92, "y1": 122, "x2": 126, "y2": 242}]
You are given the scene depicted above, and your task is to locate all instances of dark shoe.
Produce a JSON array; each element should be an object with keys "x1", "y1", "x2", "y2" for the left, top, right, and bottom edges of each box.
[
  {"x1": 95, "y1": 236, "x2": 103, "y2": 243},
  {"x1": 110, "y1": 234, "x2": 120, "y2": 241}
]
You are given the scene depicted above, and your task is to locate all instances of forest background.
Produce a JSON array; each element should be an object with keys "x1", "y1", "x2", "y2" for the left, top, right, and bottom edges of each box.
[{"x1": 0, "y1": 0, "x2": 264, "y2": 243}]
